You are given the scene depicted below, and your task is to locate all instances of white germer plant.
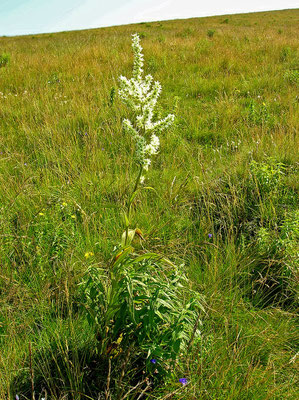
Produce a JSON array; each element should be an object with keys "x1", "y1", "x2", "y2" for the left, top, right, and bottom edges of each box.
[
  {"x1": 80, "y1": 35, "x2": 203, "y2": 395},
  {"x1": 119, "y1": 33, "x2": 174, "y2": 245}
]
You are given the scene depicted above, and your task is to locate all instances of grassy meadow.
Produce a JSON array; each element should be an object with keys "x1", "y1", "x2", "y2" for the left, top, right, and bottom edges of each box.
[{"x1": 0, "y1": 8, "x2": 298, "y2": 399}]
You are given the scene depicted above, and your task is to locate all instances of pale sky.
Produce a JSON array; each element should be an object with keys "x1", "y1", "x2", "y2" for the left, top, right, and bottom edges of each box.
[{"x1": 1, "y1": 0, "x2": 298, "y2": 36}]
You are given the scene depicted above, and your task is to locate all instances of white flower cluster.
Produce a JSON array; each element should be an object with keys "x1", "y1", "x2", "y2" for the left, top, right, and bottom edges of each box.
[{"x1": 119, "y1": 34, "x2": 174, "y2": 179}]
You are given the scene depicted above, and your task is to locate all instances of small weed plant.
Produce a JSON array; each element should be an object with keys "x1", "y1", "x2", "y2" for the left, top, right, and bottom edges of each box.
[
  {"x1": 253, "y1": 209, "x2": 299, "y2": 307},
  {"x1": 0, "y1": 53, "x2": 10, "y2": 68}
]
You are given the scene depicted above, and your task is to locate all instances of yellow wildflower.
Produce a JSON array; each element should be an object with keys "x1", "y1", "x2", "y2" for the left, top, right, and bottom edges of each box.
[{"x1": 84, "y1": 252, "x2": 94, "y2": 259}]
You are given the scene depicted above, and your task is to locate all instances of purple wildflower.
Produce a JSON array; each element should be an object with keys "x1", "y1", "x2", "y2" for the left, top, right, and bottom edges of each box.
[
  {"x1": 150, "y1": 358, "x2": 157, "y2": 364},
  {"x1": 208, "y1": 233, "x2": 212, "y2": 238},
  {"x1": 179, "y1": 378, "x2": 188, "y2": 386}
]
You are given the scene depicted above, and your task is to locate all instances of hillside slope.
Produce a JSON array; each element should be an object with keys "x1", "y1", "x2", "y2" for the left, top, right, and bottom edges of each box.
[{"x1": 0, "y1": 9, "x2": 298, "y2": 400}]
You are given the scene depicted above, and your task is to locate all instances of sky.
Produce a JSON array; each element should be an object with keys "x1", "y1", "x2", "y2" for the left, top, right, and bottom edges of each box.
[{"x1": 0, "y1": 0, "x2": 298, "y2": 36}]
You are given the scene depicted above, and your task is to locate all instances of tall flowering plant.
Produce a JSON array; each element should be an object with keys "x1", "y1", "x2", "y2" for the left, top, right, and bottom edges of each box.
[
  {"x1": 119, "y1": 34, "x2": 174, "y2": 245},
  {"x1": 80, "y1": 34, "x2": 203, "y2": 396}
]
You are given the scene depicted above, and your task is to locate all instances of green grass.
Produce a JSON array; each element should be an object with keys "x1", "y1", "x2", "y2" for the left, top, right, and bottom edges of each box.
[{"x1": 0, "y1": 8, "x2": 298, "y2": 400}]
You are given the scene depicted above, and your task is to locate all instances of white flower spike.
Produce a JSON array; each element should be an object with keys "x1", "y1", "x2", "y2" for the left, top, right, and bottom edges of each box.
[{"x1": 119, "y1": 33, "x2": 174, "y2": 177}]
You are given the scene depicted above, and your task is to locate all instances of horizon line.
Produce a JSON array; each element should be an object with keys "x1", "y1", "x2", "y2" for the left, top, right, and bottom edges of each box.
[{"x1": 1, "y1": 6, "x2": 298, "y2": 39}]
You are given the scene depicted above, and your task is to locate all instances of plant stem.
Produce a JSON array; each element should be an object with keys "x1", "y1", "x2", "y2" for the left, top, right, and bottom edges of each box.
[
  {"x1": 124, "y1": 165, "x2": 143, "y2": 245},
  {"x1": 133, "y1": 164, "x2": 144, "y2": 194},
  {"x1": 105, "y1": 358, "x2": 111, "y2": 400},
  {"x1": 29, "y1": 341, "x2": 35, "y2": 400}
]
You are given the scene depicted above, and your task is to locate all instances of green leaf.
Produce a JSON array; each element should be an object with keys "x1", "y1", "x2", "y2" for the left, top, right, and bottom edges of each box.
[
  {"x1": 122, "y1": 211, "x2": 130, "y2": 227},
  {"x1": 129, "y1": 190, "x2": 139, "y2": 205},
  {"x1": 112, "y1": 246, "x2": 133, "y2": 269}
]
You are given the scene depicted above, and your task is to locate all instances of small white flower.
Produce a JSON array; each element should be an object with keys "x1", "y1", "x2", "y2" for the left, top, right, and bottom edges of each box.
[{"x1": 143, "y1": 158, "x2": 151, "y2": 171}]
